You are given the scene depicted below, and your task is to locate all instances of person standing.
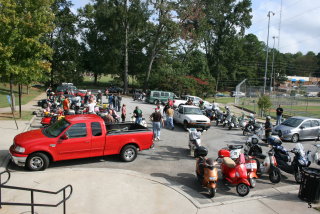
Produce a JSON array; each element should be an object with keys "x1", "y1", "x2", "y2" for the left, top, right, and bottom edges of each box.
[
  {"x1": 88, "y1": 99, "x2": 96, "y2": 114},
  {"x1": 108, "y1": 94, "x2": 114, "y2": 108},
  {"x1": 62, "y1": 96, "x2": 70, "y2": 115},
  {"x1": 166, "y1": 106, "x2": 174, "y2": 130},
  {"x1": 133, "y1": 106, "x2": 143, "y2": 124},
  {"x1": 276, "y1": 105, "x2": 283, "y2": 125},
  {"x1": 121, "y1": 104, "x2": 126, "y2": 122},
  {"x1": 150, "y1": 108, "x2": 164, "y2": 141},
  {"x1": 113, "y1": 94, "x2": 118, "y2": 110},
  {"x1": 117, "y1": 93, "x2": 122, "y2": 112},
  {"x1": 265, "y1": 116, "x2": 273, "y2": 140},
  {"x1": 46, "y1": 86, "x2": 52, "y2": 99}
]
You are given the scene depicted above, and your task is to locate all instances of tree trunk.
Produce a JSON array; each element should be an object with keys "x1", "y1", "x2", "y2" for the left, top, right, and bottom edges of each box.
[
  {"x1": 18, "y1": 84, "x2": 22, "y2": 118},
  {"x1": 144, "y1": 53, "x2": 156, "y2": 91},
  {"x1": 27, "y1": 85, "x2": 30, "y2": 94},
  {"x1": 10, "y1": 74, "x2": 15, "y2": 112},
  {"x1": 123, "y1": 0, "x2": 129, "y2": 94},
  {"x1": 94, "y1": 73, "x2": 98, "y2": 84}
]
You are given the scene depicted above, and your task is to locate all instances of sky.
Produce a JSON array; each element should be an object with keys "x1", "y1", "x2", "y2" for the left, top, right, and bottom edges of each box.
[{"x1": 71, "y1": 0, "x2": 320, "y2": 54}]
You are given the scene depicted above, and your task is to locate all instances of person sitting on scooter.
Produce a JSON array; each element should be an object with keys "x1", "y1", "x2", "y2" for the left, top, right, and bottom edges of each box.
[{"x1": 265, "y1": 116, "x2": 273, "y2": 140}]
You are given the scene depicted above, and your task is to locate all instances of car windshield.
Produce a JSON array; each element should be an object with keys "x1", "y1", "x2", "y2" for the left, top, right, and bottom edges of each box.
[
  {"x1": 184, "y1": 107, "x2": 203, "y2": 115},
  {"x1": 282, "y1": 118, "x2": 303, "y2": 128},
  {"x1": 43, "y1": 118, "x2": 70, "y2": 137}
]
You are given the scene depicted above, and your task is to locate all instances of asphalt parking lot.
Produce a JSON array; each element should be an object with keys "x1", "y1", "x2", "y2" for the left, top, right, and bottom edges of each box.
[{"x1": 7, "y1": 95, "x2": 319, "y2": 204}]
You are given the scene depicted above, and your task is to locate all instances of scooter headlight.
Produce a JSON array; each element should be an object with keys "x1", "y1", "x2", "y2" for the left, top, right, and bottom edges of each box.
[{"x1": 209, "y1": 177, "x2": 217, "y2": 181}]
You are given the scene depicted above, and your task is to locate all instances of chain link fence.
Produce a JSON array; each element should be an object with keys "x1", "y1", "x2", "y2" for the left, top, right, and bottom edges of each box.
[{"x1": 235, "y1": 82, "x2": 320, "y2": 119}]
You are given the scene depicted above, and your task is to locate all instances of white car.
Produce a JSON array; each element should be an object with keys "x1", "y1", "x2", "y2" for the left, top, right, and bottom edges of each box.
[
  {"x1": 173, "y1": 105, "x2": 211, "y2": 130},
  {"x1": 174, "y1": 95, "x2": 212, "y2": 109}
]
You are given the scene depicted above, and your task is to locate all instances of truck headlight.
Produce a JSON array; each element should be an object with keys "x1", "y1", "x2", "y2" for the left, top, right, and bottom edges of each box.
[{"x1": 14, "y1": 146, "x2": 25, "y2": 153}]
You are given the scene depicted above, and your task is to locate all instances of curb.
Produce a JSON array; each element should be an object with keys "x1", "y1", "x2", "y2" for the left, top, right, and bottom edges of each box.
[{"x1": 0, "y1": 115, "x2": 36, "y2": 170}]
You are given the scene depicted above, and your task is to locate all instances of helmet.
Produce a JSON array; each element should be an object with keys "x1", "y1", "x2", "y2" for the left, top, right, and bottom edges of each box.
[
  {"x1": 98, "y1": 90, "x2": 101, "y2": 93},
  {"x1": 268, "y1": 136, "x2": 282, "y2": 146},
  {"x1": 225, "y1": 106, "x2": 229, "y2": 110},
  {"x1": 249, "y1": 113, "x2": 254, "y2": 118},
  {"x1": 266, "y1": 116, "x2": 271, "y2": 120}
]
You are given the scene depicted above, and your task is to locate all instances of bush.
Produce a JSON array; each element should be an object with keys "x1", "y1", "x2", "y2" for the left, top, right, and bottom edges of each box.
[{"x1": 257, "y1": 95, "x2": 272, "y2": 116}]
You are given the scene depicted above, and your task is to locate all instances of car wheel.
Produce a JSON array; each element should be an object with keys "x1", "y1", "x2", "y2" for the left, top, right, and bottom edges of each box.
[
  {"x1": 120, "y1": 145, "x2": 137, "y2": 162},
  {"x1": 26, "y1": 152, "x2": 49, "y2": 171},
  {"x1": 292, "y1": 134, "x2": 299, "y2": 143}
]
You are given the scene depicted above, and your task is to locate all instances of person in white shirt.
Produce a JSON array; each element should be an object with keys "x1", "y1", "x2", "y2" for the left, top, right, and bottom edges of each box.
[{"x1": 88, "y1": 100, "x2": 96, "y2": 114}]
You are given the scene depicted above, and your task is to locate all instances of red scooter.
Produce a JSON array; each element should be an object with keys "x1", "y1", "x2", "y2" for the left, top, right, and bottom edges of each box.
[
  {"x1": 218, "y1": 146, "x2": 254, "y2": 197},
  {"x1": 219, "y1": 145, "x2": 259, "y2": 188}
]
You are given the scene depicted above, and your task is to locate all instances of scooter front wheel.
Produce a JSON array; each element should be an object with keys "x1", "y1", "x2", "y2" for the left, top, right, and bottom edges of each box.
[
  {"x1": 209, "y1": 188, "x2": 216, "y2": 198},
  {"x1": 294, "y1": 170, "x2": 302, "y2": 184},
  {"x1": 236, "y1": 183, "x2": 250, "y2": 197},
  {"x1": 269, "y1": 167, "x2": 281, "y2": 183}
]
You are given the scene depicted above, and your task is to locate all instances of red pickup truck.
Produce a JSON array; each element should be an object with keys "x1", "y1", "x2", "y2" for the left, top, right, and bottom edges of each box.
[{"x1": 10, "y1": 114, "x2": 154, "y2": 171}]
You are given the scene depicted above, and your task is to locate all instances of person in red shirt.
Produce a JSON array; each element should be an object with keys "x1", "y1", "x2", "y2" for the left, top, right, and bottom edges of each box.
[
  {"x1": 63, "y1": 97, "x2": 70, "y2": 115},
  {"x1": 168, "y1": 99, "x2": 173, "y2": 107}
]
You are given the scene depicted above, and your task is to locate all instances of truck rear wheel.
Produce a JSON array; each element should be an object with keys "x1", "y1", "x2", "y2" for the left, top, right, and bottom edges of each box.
[
  {"x1": 121, "y1": 145, "x2": 138, "y2": 162},
  {"x1": 26, "y1": 152, "x2": 49, "y2": 171}
]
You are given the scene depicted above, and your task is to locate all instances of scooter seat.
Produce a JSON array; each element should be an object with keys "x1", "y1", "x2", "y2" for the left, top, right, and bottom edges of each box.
[
  {"x1": 223, "y1": 157, "x2": 236, "y2": 168},
  {"x1": 228, "y1": 145, "x2": 243, "y2": 150}
]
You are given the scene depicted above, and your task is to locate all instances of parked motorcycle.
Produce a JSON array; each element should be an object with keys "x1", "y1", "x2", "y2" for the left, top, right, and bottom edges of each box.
[
  {"x1": 215, "y1": 110, "x2": 224, "y2": 126},
  {"x1": 228, "y1": 113, "x2": 239, "y2": 130},
  {"x1": 195, "y1": 146, "x2": 218, "y2": 198},
  {"x1": 244, "y1": 136, "x2": 281, "y2": 183},
  {"x1": 269, "y1": 136, "x2": 310, "y2": 183},
  {"x1": 219, "y1": 145, "x2": 258, "y2": 188},
  {"x1": 188, "y1": 128, "x2": 202, "y2": 157}
]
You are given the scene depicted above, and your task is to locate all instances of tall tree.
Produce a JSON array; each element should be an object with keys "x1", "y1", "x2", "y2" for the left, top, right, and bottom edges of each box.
[
  {"x1": 47, "y1": 0, "x2": 80, "y2": 86},
  {"x1": 0, "y1": 0, "x2": 54, "y2": 113}
]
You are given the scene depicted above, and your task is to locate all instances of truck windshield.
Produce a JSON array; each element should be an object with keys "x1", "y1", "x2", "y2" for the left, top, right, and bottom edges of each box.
[
  {"x1": 282, "y1": 118, "x2": 303, "y2": 128},
  {"x1": 184, "y1": 107, "x2": 203, "y2": 115},
  {"x1": 43, "y1": 119, "x2": 70, "y2": 137}
]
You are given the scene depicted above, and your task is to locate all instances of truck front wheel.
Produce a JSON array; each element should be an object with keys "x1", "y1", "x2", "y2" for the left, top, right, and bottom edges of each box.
[
  {"x1": 121, "y1": 145, "x2": 138, "y2": 162},
  {"x1": 26, "y1": 152, "x2": 49, "y2": 171}
]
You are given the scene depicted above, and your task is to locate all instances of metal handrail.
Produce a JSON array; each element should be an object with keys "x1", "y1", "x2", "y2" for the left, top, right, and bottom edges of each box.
[{"x1": 0, "y1": 170, "x2": 73, "y2": 214}]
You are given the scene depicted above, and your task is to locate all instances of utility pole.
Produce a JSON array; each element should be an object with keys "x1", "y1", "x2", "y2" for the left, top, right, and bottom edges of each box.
[
  {"x1": 264, "y1": 11, "x2": 275, "y2": 94},
  {"x1": 270, "y1": 36, "x2": 277, "y2": 94}
]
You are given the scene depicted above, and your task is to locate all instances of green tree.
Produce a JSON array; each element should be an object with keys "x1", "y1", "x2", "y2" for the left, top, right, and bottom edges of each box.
[
  {"x1": 257, "y1": 95, "x2": 272, "y2": 116},
  {"x1": 0, "y1": 0, "x2": 54, "y2": 115}
]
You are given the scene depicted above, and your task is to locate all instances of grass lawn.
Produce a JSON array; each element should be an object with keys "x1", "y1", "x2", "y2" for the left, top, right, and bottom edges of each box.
[
  {"x1": 0, "y1": 84, "x2": 43, "y2": 108},
  {"x1": 206, "y1": 97, "x2": 235, "y2": 105},
  {"x1": 0, "y1": 111, "x2": 34, "y2": 120},
  {"x1": 80, "y1": 75, "x2": 138, "y2": 89}
]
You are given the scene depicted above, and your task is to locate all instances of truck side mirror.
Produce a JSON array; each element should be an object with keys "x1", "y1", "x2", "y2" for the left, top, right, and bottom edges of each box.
[{"x1": 60, "y1": 134, "x2": 69, "y2": 140}]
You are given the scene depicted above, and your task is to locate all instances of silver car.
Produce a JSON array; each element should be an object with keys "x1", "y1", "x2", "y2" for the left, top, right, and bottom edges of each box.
[{"x1": 274, "y1": 116, "x2": 320, "y2": 143}]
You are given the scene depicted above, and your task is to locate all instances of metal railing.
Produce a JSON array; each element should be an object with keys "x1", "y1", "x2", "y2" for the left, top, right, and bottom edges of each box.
[{"x1": 0, "y1": 170, "x2": 73, "y2": 214}]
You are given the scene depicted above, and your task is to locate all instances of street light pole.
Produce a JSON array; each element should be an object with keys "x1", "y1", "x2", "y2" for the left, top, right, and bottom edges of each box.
[
  {"x1": 264, "y1": 11, "x2": 275, "y2": 94},
  {"x1": 270, "y1": 36, "x2": 277, "y2": 94}
]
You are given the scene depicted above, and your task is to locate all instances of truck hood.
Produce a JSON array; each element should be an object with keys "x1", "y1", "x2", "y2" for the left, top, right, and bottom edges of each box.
[
  {"x1": 14, "y1": 129, "x2": 49, "y2": 147},
  {"x1": 186, "y1": 114, "x2": 210, "y2": 122}
]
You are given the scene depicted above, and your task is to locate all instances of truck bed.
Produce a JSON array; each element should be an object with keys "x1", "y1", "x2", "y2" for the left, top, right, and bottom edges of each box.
[{"x1": 106, "y1": 122, "x2": 149, "y2": 135}]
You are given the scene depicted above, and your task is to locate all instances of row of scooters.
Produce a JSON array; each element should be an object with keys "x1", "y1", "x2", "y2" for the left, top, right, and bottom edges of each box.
[
  {"x1": 188, "y1": 128, "x2": 320, "y2": 198},
  {"x1": 205, "y1": 107, "x2": 255, "y2": 131}
]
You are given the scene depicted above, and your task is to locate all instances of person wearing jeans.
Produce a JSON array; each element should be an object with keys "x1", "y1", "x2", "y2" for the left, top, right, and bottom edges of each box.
[
  {"x1": 150, "y1": 108, "x2": 164, "y2": 141},
  {"x1": 166, "y1": 107, "x2": 174, "y2": 130},
  {"x1": 276, "y1": 105, "x2": 283, "y2": 125}
]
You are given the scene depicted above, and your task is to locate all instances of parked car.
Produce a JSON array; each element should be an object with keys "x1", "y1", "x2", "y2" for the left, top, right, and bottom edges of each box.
[
  {"x1": 231, "y1": 91, "x2": 246, "y2": 97},
  {"x1": 273, "y1": 116, "x2": 320, "y2": 143},
  {"x1": 173, "y1": 105, "x2": 211, "y2": 131},
  {"x1": 173, "y1": 95, "x2": 212, "y2": 109},
  {"x1": 145, "y1": 90, "x2": 176, "y2": 105},
  {"x1": 108, "y1": 86, "x2": 123, "y2": 94},
  {"x1": 9, "y1": 114, "x2": 154, "y2": 171}
]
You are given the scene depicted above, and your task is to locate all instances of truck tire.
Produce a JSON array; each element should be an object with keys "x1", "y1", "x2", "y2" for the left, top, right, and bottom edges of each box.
[
  {"x1": 26, "y1": 152, "x2": 49, "y2": 171},
  {"x1": 121, "y1": 145, "x2": 138, "y2": 162},
  {"x1": 183, "y1": 121, "x2": 189, "y2": 130}
]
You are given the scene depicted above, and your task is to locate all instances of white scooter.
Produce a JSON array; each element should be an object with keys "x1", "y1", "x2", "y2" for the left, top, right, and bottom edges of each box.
[
  {"x1": 188, "y1": 128, "x2": 202, "y2": 157},
  {"x1": 307, "y1": 141, "x2": 320, "y2": 166}
]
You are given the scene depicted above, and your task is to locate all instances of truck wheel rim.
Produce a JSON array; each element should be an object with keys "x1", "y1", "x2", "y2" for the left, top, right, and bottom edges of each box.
[
  {"x1": 125, "y1": 149, "x2": 135, "y2": 159},
  {"x1": 238, "y1": 184, "x2": 248, "y2": 194},
  {"x1": 30, "y1": 157, "x2": 44, "y2": 169}
]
